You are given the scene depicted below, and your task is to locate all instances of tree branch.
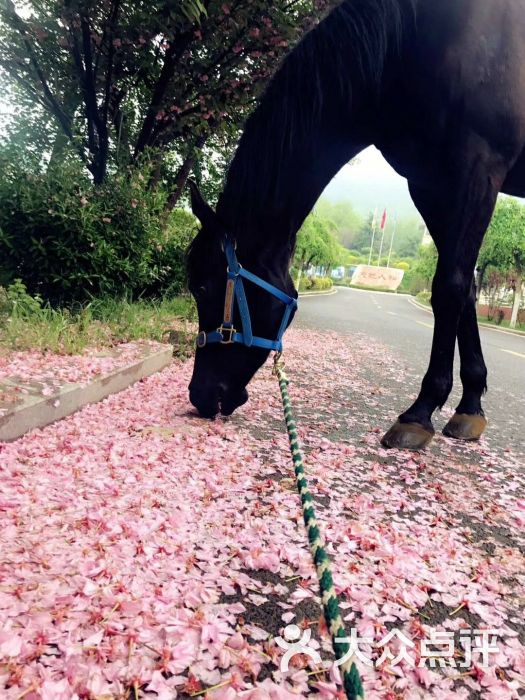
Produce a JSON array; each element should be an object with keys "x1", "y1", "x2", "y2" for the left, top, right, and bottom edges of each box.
[
  {"x1": 3, "y1": 0, "x2": 74, "y2": 139},
  {"x1": 134, "y1": 30, "x2": 195, "y2": 156}
]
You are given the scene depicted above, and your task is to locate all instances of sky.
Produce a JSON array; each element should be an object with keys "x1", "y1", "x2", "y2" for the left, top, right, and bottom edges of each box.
[{"x1": 322, "y1": 146, "x2": 421, "y2": 220}]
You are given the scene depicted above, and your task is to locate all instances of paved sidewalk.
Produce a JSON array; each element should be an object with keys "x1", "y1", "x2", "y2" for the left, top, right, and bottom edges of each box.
[{"x1": 0, "y1": 329, "x2": 523, "y2": 699}]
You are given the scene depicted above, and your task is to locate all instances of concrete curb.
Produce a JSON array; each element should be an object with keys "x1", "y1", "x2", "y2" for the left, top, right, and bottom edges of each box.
[
  {"x1": 299, "y1": 288, "x2": 337, "y2": 298},
  {"x1": 408, "y1": 297, "x2": 525, "y2": 338},
  {"x1": 0, "y1": 344, "x2": 173, "y2": 442}
]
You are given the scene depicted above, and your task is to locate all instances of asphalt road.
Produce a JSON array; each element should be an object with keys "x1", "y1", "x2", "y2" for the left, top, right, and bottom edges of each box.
[{"x1": 296, "y1": 286, "x2": 525, "y2": 455}]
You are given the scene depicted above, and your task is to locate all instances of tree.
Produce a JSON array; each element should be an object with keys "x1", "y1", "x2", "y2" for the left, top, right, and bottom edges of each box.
[
  {"x1": 411, "y1": 242, "x2": 438, "y2": 290},
  {"x1": 391, "y1": 218, "x2": 424, "y2": 258},
  {"x1": 478, "y1": 197, "x2": 525, "y2": 328},
  {"x1": 293, "y1": 213, "x2": 342, "y2": 285},
  {"x1": 0, "y1": 0, "x2": 335, "y2": 199},
  {"x1": 352, "y1": 212, "x2": 375, "y2": 255},
  {"x1": 314, "y1": 198, "x2": 363, "y2": 248}
]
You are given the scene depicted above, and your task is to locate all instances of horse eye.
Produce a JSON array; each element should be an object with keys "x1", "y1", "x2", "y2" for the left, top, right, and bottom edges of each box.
[{"x1": 195, "y1": 285, "x2": 206, "y2": 298}]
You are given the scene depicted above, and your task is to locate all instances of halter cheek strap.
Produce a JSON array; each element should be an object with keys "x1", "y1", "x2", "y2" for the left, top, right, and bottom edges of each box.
[{"x1": 196, "y1": 237, "x2": 297, "y2": 352}]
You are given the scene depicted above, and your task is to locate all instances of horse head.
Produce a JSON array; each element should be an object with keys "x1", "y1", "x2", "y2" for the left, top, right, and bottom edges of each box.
[{"x1": 186, "y1": 182, "x2": 297, "y2": 418}]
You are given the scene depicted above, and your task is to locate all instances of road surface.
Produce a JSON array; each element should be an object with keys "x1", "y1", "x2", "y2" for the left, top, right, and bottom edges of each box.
[{"x1": 297, "y1": 287, "x2": 525, "y2": 455}]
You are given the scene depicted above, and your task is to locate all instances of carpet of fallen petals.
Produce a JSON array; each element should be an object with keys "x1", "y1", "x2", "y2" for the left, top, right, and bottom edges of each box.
[
  {"x1": 0, "y1": 328, "x2": 523, "y2": 700},
  {"x1": 0, "y1": 342, "x2": 166, "y2": 416},
  {"x1": 0, "y1": 342, "x2": 165, "y2": 386}
]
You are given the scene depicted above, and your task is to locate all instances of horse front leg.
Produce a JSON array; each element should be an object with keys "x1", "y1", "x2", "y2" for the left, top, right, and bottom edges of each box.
[
  {"x1": 381, "y1": 169, "x2": 501, "y2": 450},
  {"x1": 442, "y1": 277, "x2": 488, "y2": 440},
  {"x1": 381, "y1": 261, "x2": 466, "y2": 449}
]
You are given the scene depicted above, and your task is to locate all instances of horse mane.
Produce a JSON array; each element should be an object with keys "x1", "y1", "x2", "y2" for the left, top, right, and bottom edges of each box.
[{"x1": 217, "y1": 0, "x2": 409, "y2": 238}]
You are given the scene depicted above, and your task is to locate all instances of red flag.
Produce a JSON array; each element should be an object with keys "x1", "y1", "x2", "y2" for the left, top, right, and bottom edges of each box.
[{"x1": 380, "y1": 208, "x2": 387, "y2": 230}]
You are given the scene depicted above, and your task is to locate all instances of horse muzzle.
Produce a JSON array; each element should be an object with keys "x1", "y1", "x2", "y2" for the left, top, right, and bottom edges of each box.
[{"x1": 189, "y1": 383, "x2": 248, "y2": 418}]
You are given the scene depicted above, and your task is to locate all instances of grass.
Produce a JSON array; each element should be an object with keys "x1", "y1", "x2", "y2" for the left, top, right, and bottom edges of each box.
[
  {"x1": 413, "y1": 293, "x2": 525, "y2": 332},
  {"x1": 0, "y1": 292, "x2": 196, "y2": 356},
  {"x1": 476, "y1": 314, "x2": 525, "y2": 331}
]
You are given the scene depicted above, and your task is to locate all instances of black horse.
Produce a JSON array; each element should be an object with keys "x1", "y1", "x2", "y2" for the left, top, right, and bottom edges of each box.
[{"x1": 187, "y1": 0, "x2": 525, "y2": 450}]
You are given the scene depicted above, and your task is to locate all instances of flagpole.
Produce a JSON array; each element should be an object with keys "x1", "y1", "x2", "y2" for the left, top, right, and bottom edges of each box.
[
  {"x1": 377, "y1": 226, "x2": 386, "y2": 266},
  {"x1": 368, "y1": 207, "x2": 378, "y2": 266},
  {"x1": 387, "y1": 214, "x2": 397, "y2": 268},
  {"x1": 376, "y1": 209, "x2": 387, "y2": 266}
]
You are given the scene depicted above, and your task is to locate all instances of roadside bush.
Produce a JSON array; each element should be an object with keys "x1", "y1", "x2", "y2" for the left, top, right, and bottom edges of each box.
[
  {"x1": 0, "y1": 160, "x2": 194, "y2": 304},
  {"x1": 416, "y1": 291, "x2": 431, "y2": 305},
  {"x1": 0, "y1": 277, "x2": 43, "y2": 316},
  {"x1": 334, "y1": 276, "x2": 354, "y2": 287},
  {"x1": 0, "y1": 279, "x2": 195, "y2": 354},
  {"x1": 143, "y1": 209, "x2": 198, "y2": 298},
  {"x1": 298, "y1": 276, "x2": 333, "y2": 292}
]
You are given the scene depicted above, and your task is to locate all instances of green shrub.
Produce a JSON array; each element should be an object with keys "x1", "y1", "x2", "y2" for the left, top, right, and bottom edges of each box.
[
  {"x1": 333, "y1": 276, "x2": 354, "y2": 287},
  {"x1": 416, "y1": 290, "x2": 432, "y2": 305},
  {"x1": 0, "y1": 160, "x2": 194, "y2": 304},
  {"x1": 395, "y1": 261, "x2": 410, "y2": 271},
  {"x1": 0, "y1": 278, "x2": 43, "y2": 316},
  {"x1": 143, "y1": 209, "x2": 198, "y2": 298},
  {"x1": 298, "y1": 276, "x2": 333, "y2": 292},
  {"x1": 0, "y1": 280, "x2": 195, "y2": 354},
  {"x1": 346, "y1": 255, "x2": 365, "y2": 266}
]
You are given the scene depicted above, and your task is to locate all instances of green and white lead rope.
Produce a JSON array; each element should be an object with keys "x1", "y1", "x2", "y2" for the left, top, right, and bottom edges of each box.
[{"x1": 273, "y1": 353, "x2": 365, "y2": 700}]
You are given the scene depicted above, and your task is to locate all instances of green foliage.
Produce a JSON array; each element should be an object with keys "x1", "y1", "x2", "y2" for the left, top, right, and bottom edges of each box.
[
  {"x1": 0, "y1": 278, "x2": 43, "y2": 316},
  {"x1": 0, "y1": 281, "x2": 195, "y2": 354},
  {"x1": 411, "y1": 243, "x2": 438, "y2": 287},
  {"x1": 416, "y1": 290, "x2": 431, "y2": 305},
  {"x1": 0, "y1": 159, "x2": 195, "y2": 303},
  {"x1": 348, "y1": 211, "x2": 424, "y2": 260},
  {"x1": 352, "y1": 213, "x2": 375, "y2": 253},
  {"x1": 345, "y1": 254, "x2": 366, "y2": 266},
  {"x1": 294, "y1": 213, "x2": 346, "y2": 270},
  {"x1": 480, "y1": 197, "x2": 525, "y2": 274},
  {"x1": 314, "y1": 198, "x2": 363, "y2": 248},
  {"x1": 394, "y1": 261, "x2": 410, "y2": 271},
  {"x1": 298, "y1": 276, "x2": 333, "y2": 292},
  {"x1": 392, "y1": 219, "x2": 424, "y2": 258},
  {"x1": 0, "y1": 0, "x2": 336, "y2": 189}
]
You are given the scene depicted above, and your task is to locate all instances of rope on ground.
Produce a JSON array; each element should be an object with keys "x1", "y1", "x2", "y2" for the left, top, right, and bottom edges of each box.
[{"x1": 273, "y1": 353, "x2": 365, "y2": 700}]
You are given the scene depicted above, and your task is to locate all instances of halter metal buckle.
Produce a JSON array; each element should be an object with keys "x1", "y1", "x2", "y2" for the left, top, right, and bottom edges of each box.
[{"x1": 218, "y1": 325, "x2": 236, "y2": 344}]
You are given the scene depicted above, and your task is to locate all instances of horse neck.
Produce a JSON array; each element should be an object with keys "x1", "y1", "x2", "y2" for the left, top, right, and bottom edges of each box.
[
  {"x1": 217, "y1": 136, "x2": 366, "y2": 269},
  {"x1": 215, "y1": 0, "x2": 408, "y2": 267}
]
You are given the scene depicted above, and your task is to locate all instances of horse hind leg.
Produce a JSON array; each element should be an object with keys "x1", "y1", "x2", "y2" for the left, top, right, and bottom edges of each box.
[
  {"x1": 442, "y1": 277, "x2": 488, "y2": 440},
  {"x1": 381, "y1": 163, "x2": 501, "y2": 450}
]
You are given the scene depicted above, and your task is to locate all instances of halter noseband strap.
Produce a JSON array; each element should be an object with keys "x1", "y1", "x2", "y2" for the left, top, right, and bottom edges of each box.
[{"x1": 196, "y1": 237, "x2": 297, "y2": 352}]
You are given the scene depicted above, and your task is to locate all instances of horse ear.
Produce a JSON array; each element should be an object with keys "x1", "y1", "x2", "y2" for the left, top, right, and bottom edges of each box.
[{"x1": 188, "y1": 179, "x2": 216, "y2": 230}]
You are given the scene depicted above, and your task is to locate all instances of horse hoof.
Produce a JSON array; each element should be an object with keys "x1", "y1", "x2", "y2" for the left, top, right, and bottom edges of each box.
[
  {"x1": 442, "y1": 413, "x2": 487, "y2": 441},
  {"x1": 381, "y1": 420, "x2": 435, "y2": 450}
]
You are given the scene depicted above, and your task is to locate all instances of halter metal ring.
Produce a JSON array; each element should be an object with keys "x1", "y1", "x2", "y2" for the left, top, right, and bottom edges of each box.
[{"x1": 196, "y1": 331, "x2": 207, "y2": 348}]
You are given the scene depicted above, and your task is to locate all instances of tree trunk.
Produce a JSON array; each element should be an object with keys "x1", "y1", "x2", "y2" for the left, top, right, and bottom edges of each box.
[
  {"x1": 165, "y1": 134, "x2": 207, "y2": 212},
  {"x1": 476, "y1": 262, "x2": 489, "y2": 307},
  {"x1": 295, "y1": 263, "x2": 303, "y2": 291},
  {"x1": 510, "y1": 279, "x2": 523, "y2": 329},
  {"x1": 48, "y1": 128, "x2": 71, "y2": 166}
]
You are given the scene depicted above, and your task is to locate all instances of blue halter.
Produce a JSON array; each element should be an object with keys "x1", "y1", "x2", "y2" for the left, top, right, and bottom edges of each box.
[{"x1": 196, "y1": 237, "x2": 297, "y2": 352}]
